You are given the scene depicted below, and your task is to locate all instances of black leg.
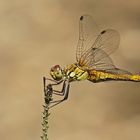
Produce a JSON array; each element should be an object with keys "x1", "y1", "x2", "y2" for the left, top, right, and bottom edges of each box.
[
  {"x1": 49, "y1": 80, "x2": 70, "y2": 108},
  {"x1": 43, "y1": 77, "x2": 70, "y2": 108},
  {"x1": 43, "y1": 77, "x2": 63, "y2": 85},
  {"x1": 52, "y1": 81, "x2": 67, "y2": 96},
  {"x1": 43, "y1": 76, "x2": 65, "y2": 96},
  {"x1": 49, "y1": 100, "x2": 64, "y2": 108},
  {"x1": 43, "y1": 77, "x2": 46, "y2": 92}
]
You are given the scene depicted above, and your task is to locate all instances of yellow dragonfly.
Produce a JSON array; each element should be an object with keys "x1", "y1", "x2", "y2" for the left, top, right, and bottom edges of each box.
[{"x1": 44, "y1": 15, "x2": 140, "y2": 107}]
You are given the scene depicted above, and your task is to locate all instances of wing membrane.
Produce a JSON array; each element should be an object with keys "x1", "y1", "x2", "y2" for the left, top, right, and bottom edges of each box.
[
  {"x1": 80, "y1": 48, "x2": 132, "y2": 75},
  {"x1": 76, "y1": 15, "x2": 120, "y2": 71},
  {"x1": 92, "y1": 29, "x2": 120, "y2": 56},
  {"x1": 82, "y1": 48, "x2": 115, "y2": 70},
  {"x1": 104, "y1": 68, "x2": 132, "y2": 75},
  {"x1": 76, "y1": 15, "x2": 99, "y2": 63}
]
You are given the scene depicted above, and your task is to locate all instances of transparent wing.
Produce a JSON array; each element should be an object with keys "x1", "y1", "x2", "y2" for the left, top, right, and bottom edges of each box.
[
  {"x1": 81, "y1": 48, "x2": 115, "y2": 70},
  {"x1": 76, "y1": 15, "x2": 120, "y2": 71},
  {"x1": 78, "y1": 29, "x2": 120, "y2": 67},
  {"x1": 92, "y1": 29, "x2": 120, "y2": 56},
  {"x1": 104, "y1": 68, "x2": 132, "y2": 75},
  {"x1": 76, "y1": 15, "x2": 99, "y2": 63},
  {"x1": 80, "y1": 48, "x2": 132, "y2": 75}
]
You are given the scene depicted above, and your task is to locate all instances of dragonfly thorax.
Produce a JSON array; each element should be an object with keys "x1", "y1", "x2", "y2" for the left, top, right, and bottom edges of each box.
[{"x1": 64, "y1": 64, "x2": 89, "y2": 81}]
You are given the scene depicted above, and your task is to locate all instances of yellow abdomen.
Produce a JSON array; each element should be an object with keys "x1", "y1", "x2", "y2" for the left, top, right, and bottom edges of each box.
[{"x1": 88, "y1": 70, "x2": 140, "y2": 82}]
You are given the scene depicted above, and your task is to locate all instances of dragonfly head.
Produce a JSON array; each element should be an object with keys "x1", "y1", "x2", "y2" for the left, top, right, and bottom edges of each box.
[{"x1": 50, "y1": 65, "x2": 63, "y2": 81}]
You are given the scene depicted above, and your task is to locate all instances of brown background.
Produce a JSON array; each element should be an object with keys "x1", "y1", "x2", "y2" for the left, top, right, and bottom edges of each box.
[{"x1": 1, "y1": 0, "x2": 140, "y2": 140}]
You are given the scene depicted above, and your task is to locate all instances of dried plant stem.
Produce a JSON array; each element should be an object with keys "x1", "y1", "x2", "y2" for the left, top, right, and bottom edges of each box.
[{"x1": 41, "y1": 78, "x2": 52, "y2": 140}]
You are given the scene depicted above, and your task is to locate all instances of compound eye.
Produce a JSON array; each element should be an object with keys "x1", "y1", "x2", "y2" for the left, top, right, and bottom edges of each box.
[
  {"x1": 55, "y1": 65, "x2": 61, "y2": 70},
  {"x1": 51, "y1": 65, "x2": 60, "y2": 71}
]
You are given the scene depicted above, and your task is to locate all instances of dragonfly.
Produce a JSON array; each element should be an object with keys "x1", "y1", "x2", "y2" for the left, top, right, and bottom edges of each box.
[{"x1": 44, "y1": 15, "x2": 140, "y2": 107}]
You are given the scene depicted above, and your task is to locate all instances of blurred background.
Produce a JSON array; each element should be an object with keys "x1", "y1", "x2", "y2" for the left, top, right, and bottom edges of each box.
[{"x1": 1, "y1": 0, "x2": 140, "y2": 140}]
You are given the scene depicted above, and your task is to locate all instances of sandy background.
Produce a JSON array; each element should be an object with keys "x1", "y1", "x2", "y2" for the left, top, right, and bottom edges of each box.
[{"x1": 1, "y1": 0, "x2": 140, "y2": 140}]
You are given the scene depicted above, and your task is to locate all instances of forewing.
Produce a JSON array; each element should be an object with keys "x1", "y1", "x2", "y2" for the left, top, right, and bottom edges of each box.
[{"x1": 76, "y1": 15, "x2": 99, "y2": 63}]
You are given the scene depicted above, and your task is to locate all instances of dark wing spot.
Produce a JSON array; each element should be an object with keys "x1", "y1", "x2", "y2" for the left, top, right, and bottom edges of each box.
[
  {"x1": 101, "y1": 30, "x2": 106, "y2": 34},
  {"x1": 80, "y1": 16, "x2": 83, "y2": 20}
]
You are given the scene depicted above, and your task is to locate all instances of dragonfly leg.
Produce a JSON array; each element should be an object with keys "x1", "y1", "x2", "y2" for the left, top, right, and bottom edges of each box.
[
  {"x1": 52, "y1": 81, "x2": 67, "y2": 96},
  {"x1": 43, "y1": 76, "x2": 63, "y2": 96},
  {"x1": 43, "y1": 77, "x2": 70, "y2": 108},
  {"x1": 43, "y1": 76, "x2": 65, "y2": 96},
  {"x1": 49, "y1": 100, "x2": 64, "y2": 108},
  {"x1": 49, "y1": 80, "x2": 70, "y2": 108},
  {"x1": 43, "y1": 77, "x2": 63, "y2": 86}
]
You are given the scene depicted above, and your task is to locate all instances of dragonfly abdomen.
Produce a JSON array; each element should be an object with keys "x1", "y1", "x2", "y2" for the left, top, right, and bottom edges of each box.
[
  {"x1": 130, "y1": 75, "x2": 140, "y2": 82},
  {"x1": 88, "y1": 70, "x2": 140, "y2": 82},
  {"x1": 101, "y1": 73, "x2": 140, "y2": 82},
  {"x1": 88, "y1": 70, "x2": 114, "y2": 82}
]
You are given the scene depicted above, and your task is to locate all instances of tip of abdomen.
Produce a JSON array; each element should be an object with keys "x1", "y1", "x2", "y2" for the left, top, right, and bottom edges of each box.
[{"x1": 130, "y1": 75, "x2": 140, "y2": 82}]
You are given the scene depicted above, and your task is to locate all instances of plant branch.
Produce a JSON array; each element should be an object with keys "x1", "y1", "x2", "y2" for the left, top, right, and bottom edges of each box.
[{"x1": 41, "y1": 78, "x2": 53, "y2": 140}]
